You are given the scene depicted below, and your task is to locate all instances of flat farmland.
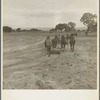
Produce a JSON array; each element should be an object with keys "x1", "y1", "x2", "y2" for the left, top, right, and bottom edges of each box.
[{"x1": 3, "y1": 32, "x2": 97, "y2": 89}]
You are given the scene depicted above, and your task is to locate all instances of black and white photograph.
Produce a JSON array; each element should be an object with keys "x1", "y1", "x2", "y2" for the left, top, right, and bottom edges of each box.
[{"x1": 3, "y1": 0, "x2": 98, "y2": 89}]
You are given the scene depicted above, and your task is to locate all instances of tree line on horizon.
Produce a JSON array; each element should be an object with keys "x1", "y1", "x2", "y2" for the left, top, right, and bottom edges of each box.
[
  {"x1": 3, "y1": 12, "x2": 97, "y2": 35},
  {"x1": 3, "y1": 27, "x2": 42, "y2": 32}
]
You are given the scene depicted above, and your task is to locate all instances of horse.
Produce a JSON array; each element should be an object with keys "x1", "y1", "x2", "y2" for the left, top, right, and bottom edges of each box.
[
  {"x1": 52, "y1": 35, "x2": 58, "y2": 48},
  {"x1": 69, "y1": 35, "x2": 75, "y2": 52},
  {"x1": 61, "y1": 35, "x2": 66, "y2": 48}
]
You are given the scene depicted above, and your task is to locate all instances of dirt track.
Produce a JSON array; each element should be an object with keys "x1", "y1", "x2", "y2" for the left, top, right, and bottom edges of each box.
[{"x1": 3, "y1": 32, "x2": 97, "y2": 89}]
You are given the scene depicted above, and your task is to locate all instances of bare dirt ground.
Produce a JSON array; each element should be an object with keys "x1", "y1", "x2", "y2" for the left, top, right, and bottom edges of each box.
[{"x1": 3, "y1": 32, "x2": 97, "y2": 89}]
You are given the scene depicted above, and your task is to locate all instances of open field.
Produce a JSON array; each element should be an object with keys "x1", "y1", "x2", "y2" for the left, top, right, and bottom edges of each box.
[{"x1": 3, "y1": 31, "x2": 97, "y2": 89}]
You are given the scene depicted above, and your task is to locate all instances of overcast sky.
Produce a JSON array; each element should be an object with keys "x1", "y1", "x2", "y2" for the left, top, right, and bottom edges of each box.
[{"x1": 3, "y1": 0, "x2": 97, "y2": 29}]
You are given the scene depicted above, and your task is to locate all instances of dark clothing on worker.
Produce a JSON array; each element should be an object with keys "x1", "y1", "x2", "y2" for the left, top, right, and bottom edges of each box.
[
  {"x1": 66, "y1": 34, "x2": 70, "y2": 44},
  {"x1": 69, "y1": 34, "x2": 75, "y2": 52},
  {"x1": 61, "y1": 35, "x2": 66, "y2": 48},
  {"x1": 45, "y1": 37, "x2": 52, "y2": 57},
  {"x1": 52, "y1": 37, "x2": 58, "y2": 48}
]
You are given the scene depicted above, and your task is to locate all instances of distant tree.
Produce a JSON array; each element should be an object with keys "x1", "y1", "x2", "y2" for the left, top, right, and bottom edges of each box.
[
  {"x1": 64, "y1": 24, "x2": 71, "y2": 32},
  {"x1": 3, "y1": 26, "x2": 12, "y2": 32},
  {"x1": 68, "y1": 22, "x2": 76, "y2": 30},
  {"x1": 82, "y1": 29, "x2": 86, "y2": 32},
  {"x1": 55, "y1": 23, "x2": 71, "y2": 32},
  {"x1": 50, "y1": 28, "x2": 57, "y2": 33},
  {"x1": 80, "y1": 13, "x2": 97, "y2": 35},
  {"x1": 30, "y1": 28, "x2": 41, "y2": 32},
  {"x1": 16, "y1": 28, "x2": 21, "y2": 32},
  {"x1": 77, "y1": 30, "x2": 81, "y2": 32},
  {"x1": 12, "y1": 29, "x2": 16, "y2": 32},
  {"x1": 93, "y1": 22, "x2": 97, "y2": 32},
  {"x1": 55, "y1": 24, "x2": 65, "y2": 32},
  {"x1": 21, "y1": 29, "x2": 29, "y2": 32}
]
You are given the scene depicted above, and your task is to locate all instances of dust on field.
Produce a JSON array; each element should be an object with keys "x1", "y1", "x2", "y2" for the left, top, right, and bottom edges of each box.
[{"x1": 3, "y1": 32, "x2": 97, "y2": 89}]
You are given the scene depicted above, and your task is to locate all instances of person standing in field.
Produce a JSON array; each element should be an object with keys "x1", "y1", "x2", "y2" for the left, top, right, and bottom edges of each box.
[
  {"x1": 45, "y1": 36, "x2": 52, "y2": 57},
  {"x1": 61, "y1": 35, "x2": 66, "y2": 48},
  {"x1": 57, "y1": 34, "x2": 61, "y2": 44},
  {"x1": 69, "y1": 34, "x2": 76, "y2": 52},
  {"x1": 52, "y1": 35, "x2": 58, "y2": 48},
  {"x1": 66, "y1": 33, "x2": 70, "y2": 45}
]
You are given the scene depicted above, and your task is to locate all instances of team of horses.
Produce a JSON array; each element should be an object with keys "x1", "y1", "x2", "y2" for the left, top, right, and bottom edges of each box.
[{"x1": 45, "y1": 33, "x2": 76, "y2": 52}]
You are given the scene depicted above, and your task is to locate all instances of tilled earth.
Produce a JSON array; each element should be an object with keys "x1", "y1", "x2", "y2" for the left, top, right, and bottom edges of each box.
[{"x1": 3, "y1": 32, "x2": 97, "y2": 89}]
